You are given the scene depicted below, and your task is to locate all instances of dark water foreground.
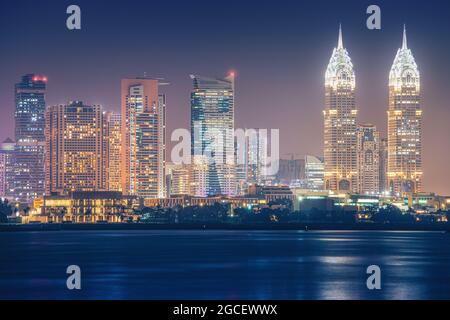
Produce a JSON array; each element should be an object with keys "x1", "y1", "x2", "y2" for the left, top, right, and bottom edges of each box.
[{"x1": 0, "y1": 230, "x2": 449, "y2": 300}]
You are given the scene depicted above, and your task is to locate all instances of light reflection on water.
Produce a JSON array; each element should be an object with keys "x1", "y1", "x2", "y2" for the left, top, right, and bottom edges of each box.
[{"x1": 0, "y1": 230, "x2": 449, "y2": 300}]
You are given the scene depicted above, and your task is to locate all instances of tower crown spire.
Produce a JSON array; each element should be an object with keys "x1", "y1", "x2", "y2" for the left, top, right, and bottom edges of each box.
[
  {"x1": 338, "y1": 24, "x2": 343, "y2": 49},
  {"x1": 326, "y1": 24, "x2": 355, "y2": 90},
  {"x1": 402, "y1": 24, "x2": 408, "y2": 50},
  {"x1": 389, "y1": 26, "x2": 420, "y2": 90}
]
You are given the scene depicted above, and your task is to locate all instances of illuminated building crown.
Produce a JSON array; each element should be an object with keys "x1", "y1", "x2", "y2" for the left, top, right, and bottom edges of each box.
[
  {"x1": 389, "y1": 26, "x2": 420, "y2": 90},
  {"x1": 325, "y1": 25, "x2": 355, "y2": 90}
]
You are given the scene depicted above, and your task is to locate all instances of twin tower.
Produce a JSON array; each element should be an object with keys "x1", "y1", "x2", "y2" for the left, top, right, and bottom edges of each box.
[{"x1": 324, "y1": 26, "x2": 422, "y2": 195}]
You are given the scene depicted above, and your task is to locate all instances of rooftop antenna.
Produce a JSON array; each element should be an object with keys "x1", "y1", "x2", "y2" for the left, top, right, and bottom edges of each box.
[
  {"x1": 402, "y1": 24, "x2": 408, "y2": 50},
  {"x1": 338, "y1": 23, "x2": 343, "y2": 49}
]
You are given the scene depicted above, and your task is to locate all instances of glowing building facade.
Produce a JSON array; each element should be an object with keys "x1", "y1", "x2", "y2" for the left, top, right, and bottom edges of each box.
[
  {"x1": 45, "y1": 102, "x2": 108, "y2": 194},
  {"x1": 304, "y1": 155, "x2": 324, "y2": 191},
  {"x1": 356, "y1": 124, "x2": 380, "y2": 195},
  {"x1": 190, "y1": 74, "x2": 237, "y2": 196},
  {"x1": 170, "y1": 165, "x2": 191, "y2": 196},
  {"x1": 388, "y1": 27, "x2": 423, "y2": 195},
  {"x1": 106, "y1": 112, "x2": 122, "y2": 192},
  {"x1": 12, "y1": 74, "x2": 47, "y2": 203},
  {"x1": 0, "y1": 139, "x2": 15, "y2": 198},
  {"x1": 121, "y1": 78, "x2": 166, "y2": 199},
  {"x1": 235, "y1": 129, "x2": 269, "y2": 193},
  {"x1": 324, "y1": 27, "x2": 358, "y2": 193},
  {"x1": 379, "y1": 138, "x2": 388, "y2": 194},
  {"x1": 246, "y1": 130, "x2": 269, "y2": 185}
]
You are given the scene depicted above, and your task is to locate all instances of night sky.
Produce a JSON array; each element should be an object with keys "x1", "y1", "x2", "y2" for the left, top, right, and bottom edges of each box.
[{"x1": 1, "y1": 0, "x2": 449, "y2": 195}]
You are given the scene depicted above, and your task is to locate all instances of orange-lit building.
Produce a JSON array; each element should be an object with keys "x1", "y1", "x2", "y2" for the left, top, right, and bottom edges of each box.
[
  {"x1": 357, "y1": 124, "x2": 380, "y2": 195},
  {"x1": 106, "y1": 112, "x2": 122, "y2": 192},
  {"x1": 388, "y1": 27, "x2": 423, "y2": 195},
  {"x1": 121, "y1": 78, "x2": 166, "y2": 198},
  {"x1": 45, "y1": 101, "x2": 108, "y2": 194},
  {"x1": 324, "y1": 26, "x2": 358, "y2": 193}
]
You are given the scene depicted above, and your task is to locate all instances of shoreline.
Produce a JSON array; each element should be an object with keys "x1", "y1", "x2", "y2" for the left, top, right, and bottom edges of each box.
[{"x1": 0, "y1": 223, "x2": 449, "y2": 232}]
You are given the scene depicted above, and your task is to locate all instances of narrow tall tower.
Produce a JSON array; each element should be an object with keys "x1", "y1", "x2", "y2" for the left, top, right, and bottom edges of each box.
[
  {"x1": 357, "y1": 124, "x2": 380, "y2": 195},
  {"x1": 324, "y1": 26, "x2": 358, "y2": 193},
  {"x1": 121, "y1": 77, "x2": 166, "y2": 199},
  {"x1": 190, "y1": 73, "x2": 237, "y2": 196},
  {"x1": 388, "y1": 26, "x2": 422, "y2": 195},
  {"x1": 13, "y1": 74, "x2": 47, "y2": 203},
  {"x1": 106, "y1": 112, "x2": 122, "y2": 192}
]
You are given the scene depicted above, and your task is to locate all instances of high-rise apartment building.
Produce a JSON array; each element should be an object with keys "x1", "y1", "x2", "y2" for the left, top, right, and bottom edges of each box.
[
  {"x1": 121, "y1": 78, "x2": 166, "y2": 199},
  {"x1": 190, "y1": 74, "x2": 237, "y2": 196},
  {"x1": 12, "y1": 74, "x2": 47, "y2": 203},
  {"x1": 356, "y1": 124, "x2": 380, "y2": 195},
  {"x1": 189, "y1": 156, "x2": 209, "y2": 198},
  {"x1": 379, "y1": 138, "x2": 388, "y2": 194},
  {"x1": 235, "y1": 129, "x2": 270, "y2": 192},
  {"x1": 388, "y1": 27, "x2": 423, "y2": 195},
  {"x1": 45, "y1": 102, "x2": 108, "y2": 194},
  {"x1": 170, "y1": 165, "x2": 191, "y2": 196},
  {"x1": 324, "y1": 26, "x2": 358, "y2": 193},
  {"x1": 0, "y1": 138, "x2": 15, "y2": 198},
  {"x1": 0, "y1": 153, "x2": 6, "y2": 198},
  {"x1": 277, "y1": 157, "x2": 305, "y2": 186},
  {"x1": 304, "y1": 155, "x2": 325, "y2": 191},
  {"x1": 106, "y1": 112, "x2": 122, "y2": 192}
]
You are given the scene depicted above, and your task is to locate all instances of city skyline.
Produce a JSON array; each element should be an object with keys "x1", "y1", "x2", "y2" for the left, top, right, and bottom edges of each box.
[
  {"x1": 1, "y1": 1, "x2": 450, "y2": 195},
  {"x1": 2, "y1": 1, "x2": 450, "y2": 304},
  {"x1": 0, "y1": 27, "x2": 440, "y2": 198}
]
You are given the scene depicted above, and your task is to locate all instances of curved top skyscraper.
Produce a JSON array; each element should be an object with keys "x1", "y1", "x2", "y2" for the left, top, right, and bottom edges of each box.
[
  {"x1": 387, "y1": 26, "x2": 423, "y2": 195},
  {"x1": 324, "y1": 26, "x2": 358, "y2": 193},
  {"x1": 190, "y1": 74, "x2": 237, "y2": 197}
]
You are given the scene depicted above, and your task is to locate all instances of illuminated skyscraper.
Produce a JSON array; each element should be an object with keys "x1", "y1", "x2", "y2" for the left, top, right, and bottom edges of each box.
[
  {"x1": 379, "y1": 138, "x2": 388, "y2": 194},
  {"x1": 356, "y1": 124, "x2": 380, "y2": 194},
  {"x1": 106, "y1": 113, "x2": 122, "y2": 192},
  {"x1": 189, "y1": 156, "x2": 209, "y2": 197},
  {"x1": 277, "y1": 157, "x2": 304, "y2": 186},
  {"x1": 304, "y1": 155, "x2": 324, "y2": 191},
  {"x1": 121, "y1": 78, "x2": 166, "y2": 199},
  {"x1": 236, "y1": 129, "x2": 269, "y2": 192},
  {"x1": 0, "y1": 154, "x2": 6, "y2": 198},
  {"x1": 170, "y1": 165, "x2": 191, "y2": 196},
  {"x1": 190, "y1": 74, "x2": 237, "y2": 196},
  {"x1": 12, "y1": 74, "x2": 47, "y2": 203},
  {"x1": 0, "y1": 138, "x2": 15, "y2": 198},
  {"x1": 388, "y1": 27, "x2": 423, "y2": 195},
  {"x1": 324, "y1": 26, "x2": 358, "y2": 193},
  {"x1": 45, "y1": 102, "x2": 108, "y2": 194},
  {"x1": 246, "y1": 130, "x2": 269, "y2": 185}
]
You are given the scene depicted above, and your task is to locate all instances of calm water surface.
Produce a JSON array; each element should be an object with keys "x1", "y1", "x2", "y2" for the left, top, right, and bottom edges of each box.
[{"x1": 0, "y1": 230, "x2": 449, "y2": 300}]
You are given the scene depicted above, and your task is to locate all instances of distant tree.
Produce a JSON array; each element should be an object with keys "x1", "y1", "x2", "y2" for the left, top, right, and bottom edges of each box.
[
  {"x1": 373, "y1": 205, "x2": 415, "y2": 224},
  {"x1": 0, "y1": 199, "x2": 12, "y2": 224},
  {"x1": 308, "y1": 208, "x2": 328, "y2": 222}
]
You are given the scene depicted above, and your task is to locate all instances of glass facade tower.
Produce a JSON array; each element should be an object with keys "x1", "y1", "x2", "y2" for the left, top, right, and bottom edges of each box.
[
  {"x1": 12, "y1": 74, "x2": 47, "y2": 203},
  {"x1": 190, "y1": 74, "x2": 237, "y2": 197}
]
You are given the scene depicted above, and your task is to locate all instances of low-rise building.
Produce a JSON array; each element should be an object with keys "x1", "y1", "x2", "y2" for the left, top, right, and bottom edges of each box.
[
  {"x1": 32, "y1": 192, "x2": 140, "y2": 222},
  {"x1": 144, "y1": 195, "x2": 266, "y2": 209}
]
